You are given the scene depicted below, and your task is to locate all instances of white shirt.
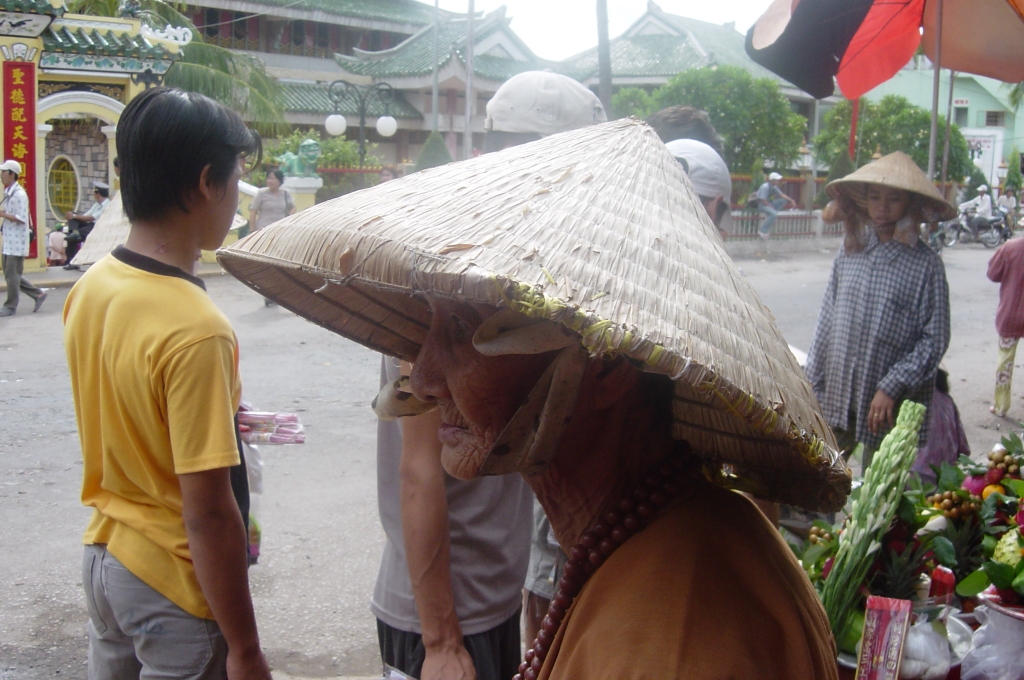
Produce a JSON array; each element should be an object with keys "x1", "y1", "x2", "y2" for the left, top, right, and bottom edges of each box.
[
  {"x1": 1, "y1": 181, "x2": 29, "y2": 257},
  {"x1": 83, "y1": 197, "x2": 109, "y2": 221},
  {"x1": 960, "y1": 193, "x2": 992, "y2": 218},
  {"x1": 996, "y1": 195, "x2": 1017, "y2": 212}
]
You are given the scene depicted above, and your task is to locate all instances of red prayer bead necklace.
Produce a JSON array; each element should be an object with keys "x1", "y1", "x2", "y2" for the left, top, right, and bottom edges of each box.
[{"x1": 512, "y1": 453, "x2": 695, "y2": 680}]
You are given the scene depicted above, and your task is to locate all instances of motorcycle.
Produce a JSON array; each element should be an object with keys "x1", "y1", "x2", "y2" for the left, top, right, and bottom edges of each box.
[{"x1": 941, "y1": 207, "x2": 1011, "y2": 248}]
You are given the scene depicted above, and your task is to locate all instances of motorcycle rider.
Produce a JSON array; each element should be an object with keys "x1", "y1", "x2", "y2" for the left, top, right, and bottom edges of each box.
[{"x1": 960, "y1": 184, "x2": 993, "y2": 240}]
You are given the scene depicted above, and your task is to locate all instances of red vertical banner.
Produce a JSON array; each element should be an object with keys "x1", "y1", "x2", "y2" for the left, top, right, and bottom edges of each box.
[{"x1": 3, "y1": 62, "x2": 37, "y2": 259}]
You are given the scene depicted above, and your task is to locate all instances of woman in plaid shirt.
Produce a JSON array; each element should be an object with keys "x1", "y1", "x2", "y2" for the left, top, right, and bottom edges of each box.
[{"x1": 806, "y1": 152, "x2": 954, "y2": 468}]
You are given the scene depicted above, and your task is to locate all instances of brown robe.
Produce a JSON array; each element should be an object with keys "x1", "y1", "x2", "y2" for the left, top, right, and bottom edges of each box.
[{"x1": 538, "y1": 477, "x2": 838, "y2": 679}]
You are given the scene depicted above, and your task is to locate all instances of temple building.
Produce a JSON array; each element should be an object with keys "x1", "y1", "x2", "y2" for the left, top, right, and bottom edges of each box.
[{"x1": 0, "y1": 0, "x2": 186, "y2": 270}]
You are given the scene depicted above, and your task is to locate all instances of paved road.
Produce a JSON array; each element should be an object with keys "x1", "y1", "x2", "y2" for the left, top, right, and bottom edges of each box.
[{"x1": 0, "y1": 241, "x2": 1007, "y2": 679}]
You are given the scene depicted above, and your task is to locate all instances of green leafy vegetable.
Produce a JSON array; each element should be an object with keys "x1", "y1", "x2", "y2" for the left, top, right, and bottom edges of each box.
[{"x1": 955, "y1": 569, "x2": 990, "y2": 597}]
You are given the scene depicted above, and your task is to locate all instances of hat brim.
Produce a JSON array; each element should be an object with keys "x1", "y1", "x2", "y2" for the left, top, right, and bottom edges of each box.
[
  {"x1": 219, "y1": 119, "x2": 850, "y2": 513},
  {"x1": 825, "y1": 152, "x2": 957, "y2": 221}
]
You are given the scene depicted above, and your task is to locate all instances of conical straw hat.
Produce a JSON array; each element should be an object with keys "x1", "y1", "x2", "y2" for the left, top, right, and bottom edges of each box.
[
  {"x1": 73, "y1": 194, "x2": 248, "y2": 267},
  {"x1": 72, "y1": 191, "x2": 129, "y2": 267},
  {"x1": 219, "y1": 118, "x2": 850, "y2": 512},
  {"x1": 826, "y1": 151, "x2": 956, "y2": 221}
]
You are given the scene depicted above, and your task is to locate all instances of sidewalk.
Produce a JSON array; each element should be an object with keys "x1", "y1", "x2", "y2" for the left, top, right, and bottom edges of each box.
[{"x1": 0, "y1": 261, "x2": 230, "y2": 293}]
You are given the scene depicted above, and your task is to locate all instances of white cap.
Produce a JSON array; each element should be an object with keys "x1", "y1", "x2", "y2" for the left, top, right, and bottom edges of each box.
[
  {"x1": 665, "y1": 139, "x2": 731, "y2": 199},
  {"x1": 485, "y1": 71, "x2": 607, "y2": 136},
  {"x1": 0, "y1": 159, "x2": 21, "y2": 175},
  {"x1": 94, "y1": 181, "x2": 109, "y2": 191},
  {"x1": 978, "y1": 184, "x2": 988, "y2": 192},
  {"x1": 768, "y1": 172, "x2": 783, "y2": 181}
]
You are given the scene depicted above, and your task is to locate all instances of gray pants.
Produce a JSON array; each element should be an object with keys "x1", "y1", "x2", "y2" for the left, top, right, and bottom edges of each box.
[
  {"x1": 83, "y1": 545, "x2": 228, "y2": 680},
  {"x1": 2, "y1": 253, "x2": 44, "y2": 312}
]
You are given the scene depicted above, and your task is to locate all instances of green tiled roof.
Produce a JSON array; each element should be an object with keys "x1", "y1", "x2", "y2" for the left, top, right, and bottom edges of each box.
[
  {"x1": 280, "y1": 81, "x2": 422, "y2": 119},
  {"x1": 42, "y1": 23, "x2": 174, "y2": 59},
  {"x1": 337, "y1": 16, "x2": 542, "y2": 82},
  {"x1": 659, "y1": 13, "x2": 787, "y2": 84},
  {"x1": 225, "y1": 0, "x2": 446, "y2": 27},
  {"x1": 558, "y1": 10, "x2": 792, "y2": 88},
  {"x1": 0, "y1": 0, "x2": 62, "y2": 16},
  {"x1": 559, "y1": 34, "x2": 704, "y2": 81}
]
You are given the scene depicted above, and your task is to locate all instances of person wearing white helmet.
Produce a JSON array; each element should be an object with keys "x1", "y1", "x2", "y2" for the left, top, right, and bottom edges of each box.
[
  {"x1": 755, "y1": 171, "x2": 797, "y2": 240},
  {"x1": 665, "y1": 139, "x2": 733, "y2": 239},
  {"x1": 959, "y1": 183, "x2": 992, "y2": 241},
  {"x1": 1, "y1": 159, "x2": 46, "y2": 316},
  {"x1": 372, "y1": 70, "x2": 605, "y2": 680}
]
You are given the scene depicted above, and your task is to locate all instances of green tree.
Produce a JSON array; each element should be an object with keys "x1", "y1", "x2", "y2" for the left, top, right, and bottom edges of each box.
[
  {"x1": 813, "y1": 96, "x2": 972, "y2": 181},
  {"x1": 1005, "y1": 147, "x2": 1023, "y2": 194},
  {"x1": 641, "y1": 66, "x2": 805, "y2": 171},
  {"x1": 962, "y1": 164, "x2": 987, "y2": 201},
  {"x1": 68, "y1": 0, "x2": 286, "y2": 133},
  {"x1": 815, "y1": 150, "x2": 855, "y2": 208},
  {"x1": 1007, "y1": 82, "x2": 1024, "y2": 112},
  {"x1": 415, "y1": 131, "x2": 453, "y2": 172},
  {"x1": 610, "y1": 87, "x2": 654, "y2": 119}
]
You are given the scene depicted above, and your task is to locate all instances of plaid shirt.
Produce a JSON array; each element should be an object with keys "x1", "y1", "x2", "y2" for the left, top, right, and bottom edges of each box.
[
  {"x1": 1, "y1": 181, "x2": 29, "y2": 257},
  {"x1": 805, "y1": 232, "x2": 950, "y2": 449}
]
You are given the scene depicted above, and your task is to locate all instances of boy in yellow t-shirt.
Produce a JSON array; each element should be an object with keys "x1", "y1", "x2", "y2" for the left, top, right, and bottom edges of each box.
[{"x1": 63, "y1": 87, "x2": 270, "y2": 680}]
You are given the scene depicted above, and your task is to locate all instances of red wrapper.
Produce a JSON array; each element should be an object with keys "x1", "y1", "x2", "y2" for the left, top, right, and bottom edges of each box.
[{"x1": 855, "y1": 596, "x2": 913, "y2": 680}]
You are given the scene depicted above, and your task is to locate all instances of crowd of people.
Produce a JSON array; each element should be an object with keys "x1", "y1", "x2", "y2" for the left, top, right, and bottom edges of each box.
[{"x1": 46, "y1": 69, "x2": 1021, "y2": 680}]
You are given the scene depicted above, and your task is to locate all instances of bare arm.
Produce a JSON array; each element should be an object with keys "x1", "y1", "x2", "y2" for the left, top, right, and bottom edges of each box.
[
  {"x1": 180, "y1": 467, "x2": 271, "y2": 680},
  {"x1": 399, "y1": 407, "x2": 476, "y2": 680}
]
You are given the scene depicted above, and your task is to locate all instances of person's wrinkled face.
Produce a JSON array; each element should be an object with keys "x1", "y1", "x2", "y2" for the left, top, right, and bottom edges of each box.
[
  {"x1": 866, "y1": 185, "x2": 911, "y2": 226},
  {"x1": 408, "y1": 298, "x2": 554, "y2": 480}
]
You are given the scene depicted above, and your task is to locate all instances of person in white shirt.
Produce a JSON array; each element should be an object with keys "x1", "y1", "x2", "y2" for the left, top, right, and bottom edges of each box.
[
  {"x1": 0, "y1": 159, "x2": 45, "y2": 316},
  {"x1": 959, "y1": 184, "x2": 993, "y2": 240},
  {"x1": 997, "y1": 189, "x2": 1018, "y2": 227},
  {"x1": 63, "y1": 182, "x2": 110, "y2": 269}
]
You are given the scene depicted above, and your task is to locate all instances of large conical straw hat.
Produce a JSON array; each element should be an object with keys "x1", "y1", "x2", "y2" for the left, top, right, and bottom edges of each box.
[
  {"x1": 72, "y1": 191, "x2": 129, "y2": 267},
  {"x1": 219, "y1": 118, "x2": 850, "y2": 512},
  {"x1": 73, "y1": 193, "x2": 248, "y2": 267},
  {"x1": 826, "y1": 151, "x2": 956, "y2": 221}
]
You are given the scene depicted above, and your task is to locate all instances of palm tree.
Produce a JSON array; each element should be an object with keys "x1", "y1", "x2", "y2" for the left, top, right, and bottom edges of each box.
[
  {"x1": 68, "y1": 0, "x2": 287, "y2": 133},
  {"x1": 1009, "y1": 81, "x2": 1024, "y2": 112}
]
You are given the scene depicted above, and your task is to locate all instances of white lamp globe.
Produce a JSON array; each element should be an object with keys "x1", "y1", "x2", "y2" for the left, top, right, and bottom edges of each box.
[
  {"x1": 325, "y1": 114, "x2": 347, "y2": 137},
  {"x1": 376, "y1": 115, "x2": 398, "y2": 138}
]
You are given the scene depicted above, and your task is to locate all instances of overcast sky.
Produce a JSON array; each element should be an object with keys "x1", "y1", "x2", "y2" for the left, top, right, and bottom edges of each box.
[{"x1": 433, "y1": 0, "x2": 770, "y2": 61}]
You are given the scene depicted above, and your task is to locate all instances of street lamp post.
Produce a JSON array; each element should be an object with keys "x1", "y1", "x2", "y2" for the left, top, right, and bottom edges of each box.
[{"x1": 325, "y1": 80, "x2": 398, "y2": 167}]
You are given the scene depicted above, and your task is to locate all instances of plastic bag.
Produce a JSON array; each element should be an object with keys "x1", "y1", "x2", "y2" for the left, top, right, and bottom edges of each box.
[
  {"x1": 960, "y1": 605, "x2": 1024, "y2": 680},
  {"x1": 900, "y1": 618, "x2": 951, "y2": 680},
  {"x1": 243, "y1": 441, "x2": 263, "y2": 564}
]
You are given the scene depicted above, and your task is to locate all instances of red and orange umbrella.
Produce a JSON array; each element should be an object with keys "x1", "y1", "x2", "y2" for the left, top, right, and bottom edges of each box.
[{"x1": 746, "y1": 0, "x2": 1024, "y2": 100}]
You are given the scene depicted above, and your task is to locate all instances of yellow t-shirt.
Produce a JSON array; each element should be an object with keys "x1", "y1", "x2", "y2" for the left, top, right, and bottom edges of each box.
[{"x1": 63, "y1": 247, "x2": 241, "y2": 619}]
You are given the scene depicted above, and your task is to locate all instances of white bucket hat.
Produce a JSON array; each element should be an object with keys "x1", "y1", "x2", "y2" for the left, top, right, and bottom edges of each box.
[
  {"x1": 664, "y1": 139, "x2": 734, "y2": 233},
  {"x1": 768, "y1": 172, "x2": 783, "y2": 181},
  {"x1": 219, "y1": 119, "x2": 849, "y2": 512},
  {"x1": 485, "y1": 70, "x2": 607, "y2": 136}
]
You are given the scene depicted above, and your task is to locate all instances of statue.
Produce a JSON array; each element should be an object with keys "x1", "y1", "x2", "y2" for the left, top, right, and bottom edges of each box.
[
  {"x1": 277, "y1": 139, "x2": 322, "y2": 179},
  {"x1": 118, "y1": 0, "x2": 141, "y2": 18}
]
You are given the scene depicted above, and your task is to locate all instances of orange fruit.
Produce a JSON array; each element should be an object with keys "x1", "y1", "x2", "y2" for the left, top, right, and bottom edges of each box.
[{"x1": 982, "y1": 484, "x2": 1005, "y2": 500}]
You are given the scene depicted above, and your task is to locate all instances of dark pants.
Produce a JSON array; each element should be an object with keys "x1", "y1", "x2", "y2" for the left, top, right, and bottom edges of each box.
[
  {"x1": 377, "y1": 610, "x2": 521, "y2": 680},
  {"x1": 2, "y1": 253, "x2": 44, "y2": 312},
  {"x1": 65, "y1": 218, "x2": 94, "y2": 263}
]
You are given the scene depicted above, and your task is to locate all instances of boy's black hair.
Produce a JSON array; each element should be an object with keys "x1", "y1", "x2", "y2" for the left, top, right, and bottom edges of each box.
[
  {"x1": 117, "y1": 87, "x2": 262, "y2": 223},
  {"x1": 645, "y1": 106, "x2": 725, "y2": 159},
  {"x1": 112, "y1": 157, "x2": 118, "y2": 169}
]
